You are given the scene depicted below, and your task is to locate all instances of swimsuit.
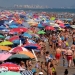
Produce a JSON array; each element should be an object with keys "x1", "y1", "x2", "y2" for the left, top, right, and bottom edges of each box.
[
  {"x1": 66, "y1": 55, "x2": 72, "y2": 61},
  {"x1": 55, "y1": 53, "x2": 61, "y2": 59}
]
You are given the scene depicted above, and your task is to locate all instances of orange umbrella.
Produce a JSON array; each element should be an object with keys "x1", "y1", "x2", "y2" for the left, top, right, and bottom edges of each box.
[
  {"x1": 19, "y1": 51, "x2": 35, "y2": 59},
  {"x1": 0, "y1": 46, "x2": 11, "y2": 51}
]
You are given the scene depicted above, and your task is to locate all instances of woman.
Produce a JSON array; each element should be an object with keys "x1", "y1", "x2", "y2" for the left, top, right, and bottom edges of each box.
[{"x1": 47, "y1": 60, "x2": 57, "y2": 75}]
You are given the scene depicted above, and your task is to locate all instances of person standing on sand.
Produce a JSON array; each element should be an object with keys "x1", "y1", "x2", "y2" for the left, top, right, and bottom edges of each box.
[
  {"x1": 65, "y1": 47, "x2": 73, "y2": 67},
  {"x1": 73, "y1": 50, "x2": 75, "y2": 67},
  {"x1": 55, "y1": 45, "x2": 62, "y2": 65}
]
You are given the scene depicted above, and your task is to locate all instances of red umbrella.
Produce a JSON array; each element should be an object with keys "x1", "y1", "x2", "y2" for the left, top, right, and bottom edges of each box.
[
  {"x1": 9, "y1": 46, "x2": 29, "y2": 53},
  {"x1": 45, "y1": 26, "x2": 55, "y2": 30},
  {"x1": 10, "y1": 27, "x2": 28, "y2": 33},
  {"x1": 0, "y1": 63, "x2": 20, "y2": 71},
  {"x1": 9, "y1": 36, "x2": 19, "y2": 42}
]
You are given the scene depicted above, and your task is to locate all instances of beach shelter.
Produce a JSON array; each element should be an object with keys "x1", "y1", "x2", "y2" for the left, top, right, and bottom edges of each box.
[
  {"x1": 19, "y1": 51, "x2": 35, "y2": 58},
  {"x1": 37, "y1": 30, "x2": 46, "y2": 34},
  {"x1": 0, "y1": 46, "x2": 11, "y2": 51},
  {"x1": 0, "y1": 41, "x2": 13, "y2": 46},
  {"x1": 0, "y1": 71, "x2": 21, "y2": 75},
  {"x1": 0, "y1": 53, "x2": 12, "y2": 61}
]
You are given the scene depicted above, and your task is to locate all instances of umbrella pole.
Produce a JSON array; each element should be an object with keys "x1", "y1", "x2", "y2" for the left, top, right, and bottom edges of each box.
[{"x1": 32, "y1": 49, "x2": 38, "y2": 61}]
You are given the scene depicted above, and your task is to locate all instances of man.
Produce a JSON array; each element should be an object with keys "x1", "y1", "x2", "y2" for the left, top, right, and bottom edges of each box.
[
  {"x1": 55, "y1": 45, "x2": 62, "y2": 65},
  {"x1": 65, "y1": 47, "x2": 73, "y2": 67}
]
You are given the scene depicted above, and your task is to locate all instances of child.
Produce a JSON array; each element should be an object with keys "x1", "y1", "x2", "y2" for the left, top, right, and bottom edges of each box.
[{"x1": 64, "y1": 69, "x2": 68, "y2": 75}]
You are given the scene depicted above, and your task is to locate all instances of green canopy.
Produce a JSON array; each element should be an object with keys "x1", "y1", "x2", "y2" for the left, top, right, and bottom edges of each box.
[
  {"x1": 0, "y1": 71, "x2": 21, "y2": 75},
  {"x1": 37, "y1": 30, "x2": 46, "y2": 34},
  {"x1": 8, "y1": 54, "x2": 30, "y2": 59},
  {"x1": 50, "y1": 17, "x2": 55, "y2": 21},
  {"x1": 0, "y1": 35, "x2": 5, "y2": 39},
  {"x1": 0, "y1": 41, "x2": 13, "y2": 46}
]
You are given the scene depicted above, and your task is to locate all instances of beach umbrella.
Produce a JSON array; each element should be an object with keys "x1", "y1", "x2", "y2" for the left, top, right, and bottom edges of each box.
[
  {"x1": 45, "y1": 26, "x2": 55, "y2": 30},
  {"x1": 0, "y1": 35, "x2": 5, "y2": 39},
  {"x1": 0, "y1": 41, "x2": 13, "y2": 46},
  {"x1": 24, "y1": 44, "x2": 38, "y2": 49},
  {"x1": 23, "y1": 33, "x2": 32, "y2": 38},
  {"x1": 9, "y1": 46, "x2": 29, "y2": 53},
  {"x1": 0, "y1": 53, "x2": 12, "y2": 61},
  {"x1": 59, "y1": 23, "x2": 65, "y2": 28},
  {"x1": 37, "y1": 23, "x2": 44, "y2": 28},
  {"x1": 0, "y1": 71, "x2": 21, "y2": 75},
  {"x1": 55, "y1": 20, "x2": 64, "y2": 24},
  {"x1": 13, "y1": 40, "x2": 20, "y2": 44},
  {"x1": 10, "y1": 27, "x2": 28, "y2": 33},
  {"x1": 0, "y1": 62, "x2": 20, "y2": 72},
  {"x1": 64, "y1": 24, "x2": 71, "y2": 28},
  {"x1": 70, "y1": 25, "x2": 75, "y2": 29},
  {"x1": 0, "y1": 46, "x2": 11, "y2": 51},
  {"x1": 50, "y1": 17, "x2": 55, "y2": 21},
  {"x1": 19, "y1": 51, "x2": 35, "y2": 58},
  {"x1": 27, "y1": 39, "x2": 36, "y2": 44},
  {"x1": 8, "y1": 54, "x2": 30, "y2": 59},
  {"x1": 37, "y1": 30, "x2": 46, "y2": 34},
  {"x1": 9, "y1": 36, "x2": 19, "y2": 42},
  {"x1": 9, "y1": 25, "x2": 18, "y2": 28}
]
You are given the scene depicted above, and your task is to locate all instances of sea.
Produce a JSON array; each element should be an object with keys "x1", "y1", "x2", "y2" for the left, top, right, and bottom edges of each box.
[{"x1": 14, "y1": 8, "x2": 75, "y2": 13}]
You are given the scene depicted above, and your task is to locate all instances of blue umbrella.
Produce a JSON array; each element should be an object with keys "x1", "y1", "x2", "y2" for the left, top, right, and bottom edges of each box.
[
  {"x1": 25, "y1": 45, "x2": 38, "y2": 49},
  {"x1": 28, "y1": 39, "x2": 36, "y2": 44},
  {"x1": 23, "y1": 33, "x2": 32, "y2": 38},
  {"x1": 37, "y1": 24, "x2": 44, "y2": 28},
  {"x1": 65, "y1": 24, "x2": 71, "y2": 28},
  {"x1": 9, "y1": 25, "x2": 18, "y2": 28},
  {"x1": 13, "y1": 40, "x2": 20, "y2": 44}
]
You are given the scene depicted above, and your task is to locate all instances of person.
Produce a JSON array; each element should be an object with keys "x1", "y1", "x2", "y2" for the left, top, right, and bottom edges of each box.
[
  {"x1": 73, "y1": 50, "x2": 75, "y2": 67},
  {"x1": 47, "y1": 59, "x2": 57, "y2": 75},
  {"x1": 55, "y1": 45, "x2": 62, "y2": 65},
  {"x1": 45, "y1": 51, "x2": 52, "y2": 66},
  {"x1": 33, "y1": 72, "x2": 37, "y2": 75},
  {"x1": 20, "y1": 61, "x2": 26, "y2": 69},
  {"x1": 39, "y1": 72, "x2": 43, "y2": 75},
  {"x1": 64, "y1": 69, "x2": 68, "y2": 75},
  {"x1": 65, "y1": 47, "x2": 73, "y2": 67}
]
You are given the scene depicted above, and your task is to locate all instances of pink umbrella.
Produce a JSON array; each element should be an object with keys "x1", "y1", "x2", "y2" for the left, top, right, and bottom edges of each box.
[
  {"x1": 55, "y1": 20, "x2": 64, "y2": 24},
  {"x1": 9, "y1": 46, "x2": 29, "y2": 53},
  {"x1": 0, "y1": 53, "x2": 12, "y2": 61},
  {"x1": 59, "y1": 23, "x2": 65, "y2": 28}
]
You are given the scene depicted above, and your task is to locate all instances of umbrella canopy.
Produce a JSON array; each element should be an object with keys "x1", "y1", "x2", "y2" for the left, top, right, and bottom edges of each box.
[
  {"x1": 10, "y1": 27, "x2": 28, "y2": 33},
  {"x1": 0, "y1": 63, "x2": 20, "y2": 71},
  {"x1": 0, "y1": 46, "x2": 11, "y2": 51},
  {"x1": 45, "y1": 26, "x2": 55, "y2": 30},
  {"x1": 23, "y1": 33, "x2": 32, "y2": 38},
  {"x1": 19, "y1": 51, "x2": 35, "y2": 58},
  {"x1": 9, "y1": 36, "x2": 19, "y2": 42},
  {"x1": 37, "y1": 30, "x2": 46, "y2": 34},
  {"x1": 0, "y1": 53, "x2": 12, "y2": 61},
  {"x1": 0, "y1": 41, "x2": 13, "y2": 46},
  {"x1": 9, "y1": 46, "x2": 29, "y2": 53},
  {"x1": 37, "y1": 24, "x2": 44, "y2": 28},
  {"x1": 50, "y1": 17, "x2": 55, "y2": 21},
  {"x1": 70, "y1": 25, "x2": 75, "y2": 29},
  {"x1": 25, "y1": 44, "x2": 38, "y2": 49},
  {"x1": 9, "y1": 25, "x2": 18, "y2": 28},
  {"x1": 0, "y1": 71, "x2": 21, "y2": 75},
  {"x1": 0, "y1": 35, "x2": 5, "y2": 39},
  {"x1": 8, "y1": 54, "x2": 30, "y2": 59}
]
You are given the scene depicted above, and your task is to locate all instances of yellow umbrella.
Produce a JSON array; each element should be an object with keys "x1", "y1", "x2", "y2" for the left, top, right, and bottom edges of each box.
[
  {"x1": 0, "y1": 46, "x2": 11, "y2": 51},
  {"x1": 0, "y1": 41, "x2": 13, "y2": 46}
]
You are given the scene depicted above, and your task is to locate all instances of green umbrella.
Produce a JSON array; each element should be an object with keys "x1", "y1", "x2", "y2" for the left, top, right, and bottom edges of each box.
[
  {"x1": 0, "y1": 71, "x2": 21, "y2": 75},
  {"x1": 0, "y1": 41, "x2": 13, "y2": 46},
  {"x1": 37, "y1": 30, "x2": 46, "y2": 34},
  {"x1": 8, "y1": 54, "x2": 30, "y2": 59},
  {"x1": 50, "y1": 17, "x2": 55, "y2": 21},
  {"x1": 0, "y1": 35, "x2": 5, "y2": 39}
]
